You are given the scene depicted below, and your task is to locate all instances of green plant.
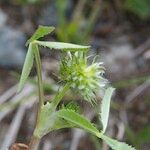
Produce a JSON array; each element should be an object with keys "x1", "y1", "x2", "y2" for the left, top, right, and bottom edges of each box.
[
  {"x1": 124, "y1": 0, "x2": 150, "y2": 19},
  {"x1": 18, "y1": 25, "x2": 136, "y2": 150},
  {"x1": 55, "y1": 0, "x2": 101, "y2": 44}
]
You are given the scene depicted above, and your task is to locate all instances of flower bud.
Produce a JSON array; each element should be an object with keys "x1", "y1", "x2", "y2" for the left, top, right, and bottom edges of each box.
[{"x1": 59, "y1": 52, "x2": 107, "y2": 104}]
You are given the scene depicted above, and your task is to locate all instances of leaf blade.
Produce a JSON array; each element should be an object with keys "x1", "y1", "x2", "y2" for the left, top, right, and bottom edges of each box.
[
  {"x1": 57, "y1": 109, "x2": 100, "y2": 137},
  {"x1": 100, "y1": 87, "x2": 115, "y2": 133},
  {"x1": 36, "y1": 41, "x2": 90, "y2": 51},
  {"x1": 17, "y1": 44, "x2": 34, "y2": 92},
  {"x1": 26, "y1": 26, "x2": 55, "y2": 45},
  {"x1": 101, "y1": 135, "x2": 136, "y2": 150},
  {"x1": 34, "y1": 103, "x2": 75, "y2": 138}
]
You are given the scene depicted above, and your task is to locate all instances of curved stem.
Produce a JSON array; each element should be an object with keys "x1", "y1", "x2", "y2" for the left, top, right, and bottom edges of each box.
[{"x1": 51, "y1": 82, "x2": 71, "y2": 109}]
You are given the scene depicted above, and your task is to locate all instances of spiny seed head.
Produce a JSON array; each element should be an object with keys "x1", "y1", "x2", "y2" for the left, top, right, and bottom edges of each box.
[{"x1": 59, "y1": 52, "x2": 107, "y2": 104}]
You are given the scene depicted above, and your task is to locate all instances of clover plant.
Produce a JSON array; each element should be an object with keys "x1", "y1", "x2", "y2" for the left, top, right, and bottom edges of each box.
[{"x1": 18, "y1": 26, "x2": 136, "y2": 150}]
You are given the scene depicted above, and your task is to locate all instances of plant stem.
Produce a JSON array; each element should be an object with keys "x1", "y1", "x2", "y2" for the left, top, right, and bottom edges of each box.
[
  {"x1": 34, "y1": 43, "x2": 44, "y2": 121},
  {"x1": 28, "y1": 43, "x2": 44, "y2": 149},
  {"x1": 28, "y1": 44, "x2": 70, "y2": 149},
  {"x1": 51, "y1": 82, "x2": 71, "y2": 109}
]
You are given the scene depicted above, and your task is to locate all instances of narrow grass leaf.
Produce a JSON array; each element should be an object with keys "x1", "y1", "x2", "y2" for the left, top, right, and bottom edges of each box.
[
  {"x1": 100, "y1": 87, "x2": 115, "y2": 133},
  {"x1": 57, "y1": 109, "x2": 99, "y2": 136},
  {"x1": 36, "y1": 41, "x2": 90, "y2": 51},
  {"x1": 26, "y1": 26, "x2": 55, "y2": 45},
  {"x1": 17, "y1": 44, "x2": 34, "y2": 92},
  {"x1": 101, "y1": 134, "x2": 136, "y2": 150}
]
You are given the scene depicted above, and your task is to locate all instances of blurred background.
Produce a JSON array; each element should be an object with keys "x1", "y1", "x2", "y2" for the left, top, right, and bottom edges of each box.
[{"x1": 0, "y1": 0, "x2": 150, "y2": 150}]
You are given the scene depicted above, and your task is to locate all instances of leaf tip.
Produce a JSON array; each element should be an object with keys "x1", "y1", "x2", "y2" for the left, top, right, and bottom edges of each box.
[{"x1": 26, "y1": 25, "x2": 55, "y2": 46}]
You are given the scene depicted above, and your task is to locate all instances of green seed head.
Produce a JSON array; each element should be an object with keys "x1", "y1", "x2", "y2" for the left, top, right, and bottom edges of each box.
[{"x1": 60, "y1": 52, "x2": 107, "y2": 104}]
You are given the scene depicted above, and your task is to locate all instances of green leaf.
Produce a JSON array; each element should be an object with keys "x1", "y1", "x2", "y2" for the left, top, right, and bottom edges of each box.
[
  {"x1": 26, "y1": 26, "x2": 55, "y2": 45},
  {"x1": 124, "y1": 0, "x2": 150, "y2": 19},
  {"x1": 100, "y1": 87, "x2": 115, "y2": 133},
  {"x1": 101, "y1": 134, "x2": 136, "y2": 150},
  {"x1": 57, "y1": 109, "x2": 100, "y2": 137},
  {"x1": 34, "y1": 102, "x2": 74, "y2": 138},
  {"x1": 34, "y1": 102, "x2": 55, "y2": 138},
  {"x1": 36, "y1": 41, "x2": 90, "y2": 51},
  {"x1": 17, "y1": 43, "x2": 35, "y2": 92},
  {"x1": 65, "y1": 101, "x2": 80, "y2": 113}
]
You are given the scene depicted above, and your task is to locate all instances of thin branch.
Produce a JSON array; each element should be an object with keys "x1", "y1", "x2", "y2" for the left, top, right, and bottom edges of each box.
[
  {"x1": 1, "y1": 106, "x2": 26, "y2": 150},
  {"x1": 0, "y1": 84, "x2": 35, "y2": 121},
  {"x1": 125, "y1": 79, "x2": 150, "y2": 104},
  {"x1": 134, "y1": 38, "x2": 150, "y2": 57},
  {"x1": 0, "y1": 85, "x2": 17, "y2": 105}
]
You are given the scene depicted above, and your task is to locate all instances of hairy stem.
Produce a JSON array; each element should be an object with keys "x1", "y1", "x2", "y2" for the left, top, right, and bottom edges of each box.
[{"x1": 51, "y1": 82, "x2": 71, "y2": 109}]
